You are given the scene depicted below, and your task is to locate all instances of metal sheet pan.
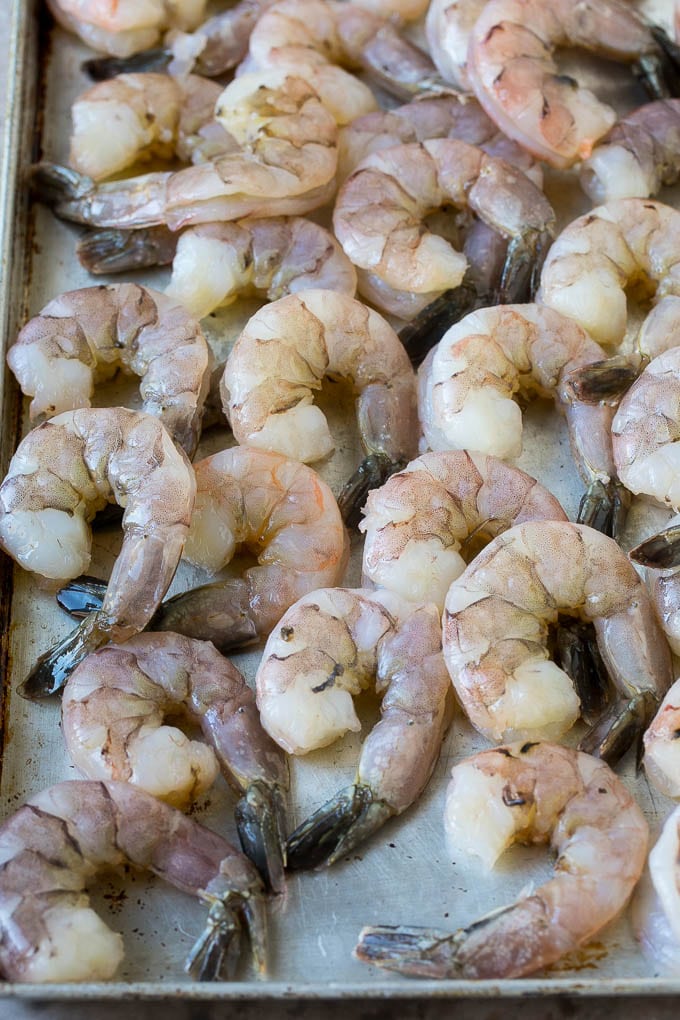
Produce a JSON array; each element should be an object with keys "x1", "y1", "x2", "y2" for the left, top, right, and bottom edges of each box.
[{"x1": 3, "y1": 0, "x2": 680, "y2": 1001}]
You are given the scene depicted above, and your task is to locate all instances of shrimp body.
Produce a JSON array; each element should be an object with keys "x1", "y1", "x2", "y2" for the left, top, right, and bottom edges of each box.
[
  {"x1": 642, "y1": 677, "x2": 680, "y2": 798},
  {"x1": 256, "y1": 588, "x2": 453, "y2": 866},
  {"x1": 357, "y1": 742, "x2": 648, "y2": 979},
  {"x1": 333, "y1": 139, "x2": 554, "y2": 316},
  {"x1": 360, "y1": 450, "x2": 567, "y2": 609},
  {"x1": 425, "y1": 0, "x2": 485, "y2": 91},
  {"x1": 48, "y1": 0, "x2": 208, "y2": 57},
  {"x1": 648, "y1": 805, "x2": 680, "y2": 949},
  {"x1": 62, "y1": 632, "x2": 289, "y2": 891},
  {"x1": 467, "y1": 0, "x2": 670, "y2": 168},
  {"x1": 581, "y1": 100, "x2": 680, "y2": 204},
  {"x1": 7, "y1": 284, "x2": 210, "y2": 456},
  {"x1": 69, "y1": 73, "x2": 232, "y2": 181},
  {"x1": 0, "y1": 780, "x2": 265, "y2": 982},
  {"x1": 443, "y1": 521, "x2": 672, "y2": 756},
  {"x1": 417, "y1": 303, "x2": 616, "y2": 492}
]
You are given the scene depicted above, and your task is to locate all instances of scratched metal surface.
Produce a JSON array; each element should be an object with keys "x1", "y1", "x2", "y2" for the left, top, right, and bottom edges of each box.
[{"x1": 2, "y1": 0, "x2": 680, "y2": 1002}]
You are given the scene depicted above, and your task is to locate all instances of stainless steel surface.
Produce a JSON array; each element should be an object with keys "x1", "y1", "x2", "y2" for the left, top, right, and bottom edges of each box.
[{"x1": 2, "y1": 0, "x2": 680, "y2": 1002}]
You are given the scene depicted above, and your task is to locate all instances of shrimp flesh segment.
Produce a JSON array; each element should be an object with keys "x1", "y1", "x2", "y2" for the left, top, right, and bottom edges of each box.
[
  {"x1": 255, "y1": 589, "x2": 453, "y2": 868},
  {"x1": 641, "y1": 676, "x2": 680, "y2": 798},
  {"x1": 356, "y1": 741, "x2": 648, "y2": 979},
  {"x1": 47, "y1": 0, "x2": 208, "y2": 58},
  {"x1": 0, "y1": 408, "x2": 196, "y2": 698},
  {"x1": 581, "y1": 99, "x2": 680, "y2": 204},
  {"x1": 7, "y1": 283, "x2": 210, "y2": 456},
  {"x1": 220, "y1": 290, "x2": 418, "y2": 526},
  {"x1": 417, "y1": 303, "x2": 621, "y2": 535},
  {"x1": 360, "y1": 449, "x2": 567, "y2": 610},
  {"x1": 69, "y1": 73, "x2": 233, "y2": 181},
  {"x1": 0, "y1": 779, "x2": 266, "y2": 982},
  {"x1": 333, "y1": 139, "x2": 555, "y2": 324},
  {"x1": 31, "y1": 70, "x2": 340, "y2": 232},
  {"x1": 466, "y1": 0, "x2": 680, "y2": 169},
  {"x1": 443, "y1": 521, "x2": 672, "y2": 761},
  {"x1": 645, "y1": 805, "x2": 680, "y2": 956},
  {"x1": 62, "y1": 632, "x2": 289, "y2": 893},
  {"x1": 425, "y1": 0, "x2": 485, "y2": 91}
]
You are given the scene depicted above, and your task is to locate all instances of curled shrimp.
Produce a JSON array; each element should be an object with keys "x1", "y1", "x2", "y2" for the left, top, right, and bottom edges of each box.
[
  {"x1": 580, "y1": 99, "x2": 680, "y2": 204},
  {"x1": 0, "y1": 408, "x2": 196, "y2": 698},
  {"x1": 69, "y1": 72, "x2": 234, "y2": 181},
  {"x1": 62, "y1": 632, "x2": 289, "y2": 893},
  {"x1": 466, "y1": 0, "x2": 680, "y2": 169},
  {"x1": 425, "y1": 0, "x2": 485, "y2": 91},
  {"x1": 360, "y1": 450, "x2": 567, "y2": 609},
  {"x1": 255, "y1": 589, "x2": 453, "y2": 868},
  {"x1": 417, "y1": 303, "x2": 621, "y2": 535},
  {"x1": 332, "y1": 139, "x2": 555, "y2": 322},
  {"x1": 443, "y1": 520, "x2": 672, "y2": 761},
  {"x1": 47, "y1": 0, "x2": 208, "y2": 58},
  {"x1": 220, "y1": 289, "x2": 418, "y2": 525},
  {"x1": 641, "y1": 676, "x2": 680, "y2": 799},
  {"x1": 7, "y1": 283, "x2": 210, "y2": 456},
  {"x1": 31, "y1": 70, "x2": 340, "y2": 232},
  {"x1": 356, "y1": 741, "x2": 648, "y2": 979},
  {"x1": 0, "y1": 779, "x2": 266, "y2": 982}
]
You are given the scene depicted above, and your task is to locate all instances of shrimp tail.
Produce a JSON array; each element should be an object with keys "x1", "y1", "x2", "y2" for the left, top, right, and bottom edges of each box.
[
  {"x1": 577, "y1": 479, "x2": 629, "y2": 540},
  {"x1": 497, "y1": 229, "x2": 552, "y2": 306},
  {"x1": 184, "y1": 896, "x2": 245, "y2": 981},
  {"x1": 77, "y1": 226, "x2": 178, "y2": 274},
  {"x1": 338, "y1": 454, "x2": 407, "y2": 529},
  {"x1": 18, "y1": 614, "x2": 110, "y2": 699},
  {"x1": 578, "y1": 690, "x2": 660, "y2": 767},
  {"x1": 154, "y1": 579, "x2": 261, "y2": 652},
  {"x1": 555, "y1": 621, "x2": 611, "y2": 728},
  {"x1": 397, "y1": 282, "x2": 479, "y2": 366},
  {"x1": 634, "y1": 27, "x2": 680, "y2": 101},
  {"x1": 56, "y1": 575, "x2": 107, "y2": 618},
  {"x1": 235, "y1": 781, "x2": 287, "y2": 895},
  {"x1": 82, "y1": 49, "x2": 171, "y2": 81},
  {"x1": 354, "y1": 924, "x2": 462, "y2": 979},
  {"x1": 29, "y1": 162, "x2": 95, "y2": 214},
  {"x1": 285, "y1": 783, "x2": 393, "y2": 870},
  {"x1": 564, "y1": 354, "x2": 644, "y2": 404},
  {"x1": 630, "y1": 525, "x2": 680, "y2": 568}
]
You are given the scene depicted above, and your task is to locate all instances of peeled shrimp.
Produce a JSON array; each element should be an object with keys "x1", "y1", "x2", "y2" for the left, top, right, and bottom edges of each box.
[
  {"x1": 466, "y1": 0, "x2": 680, "y2": 169},
  {"x1": 47, "y1": 0, "x2": 208, "y2": 58},
  {"x1": 444, "y1": 520, "x2": 672, "y2": 760},
  {"x1": 62, "y1": 632, "x2": 289, "y2": 892},
  {"x1": 7, "y1": 283, "x2": 210, "y2": 456},
  {"x1": 356, "y1": 742, "x2": 648, "y2": 979},
  {"x1": 0, "y1": 779, "x2": 265, "y2": 982},
  {"x1": 32, "y1": 70, "x2": 340, "y2": 232},
  {"x1": 360, "y1": 450, "x2": 567, "y2": 609},
  {"x1": 0, "y1": 407, "x2": 196, "y2": 697},
  {"x1": 333, "y1": 139, "x2": 555, "y2": 320},
  {"x1": 425, "y1": 0, "x2": 485, "y2": 91},
  {"x1": 581, "y1": 99, "x2": 680, "y2": 204},
  {"x1": 69, "y1": 73, "x2": 233, "y2": 181},
  {"x1": 221, "y1": 289, "x2": 418, "y2": 523},
  {"x1": 256, "y1": 589, "x2": 453, "y2": 868},
  {"x1": 417, "y1": 303, "x2": 618, "y2": 529}
]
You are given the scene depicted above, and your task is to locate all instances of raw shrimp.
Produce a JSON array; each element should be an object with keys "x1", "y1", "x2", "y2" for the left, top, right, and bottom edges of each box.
[
  {"x1": 220, "y1": 290, "x2": 418, "y2": 525},
  {"x1": 360, "y1": 450, "x2": 567, "y2": 609},
  {"x1": 442, "y1": 521, "x2": 672, "y2": 761},
  {"x1": 351, "y1": 0, "x2": 428, "y2": 21},
  {"x1": 356, "y1": 741, "x2": 648, "y2": 979},
  {"x1": 580, "y1": 99, "x2": 680, "y2": 204},
  {"x1": 643, "y1": 805, "x2": 680, "y2": 959},
  {"x1": 256, "y1": 589, "x2": 453, "y2": 868},
  {"x1": 0, "y1": 779, "x2": 266, "y2": 982},
  {"x1": 62, "y1": 632, "x2": 289, "y2": 892},
  {"x1": 642, "y1": 677, "x2": 680, "y2": 798},
  {"x1": 47, "y1": 0, "x2": 208, "y2": 58},
  {"x1": 628, "y1": 512, "x2": 680, "y2": 659},
  {"x1": 54, "y1": 446, "x2": 349, "y2": 652},
  {"x1": 69, "y1": 73, "x2": 233, "y2": 181},
  {"x1": 0, "y1": 408, "x2": 196, "y2": 698},
  {"x1": 32, "y1": 70, "x2": 340, "y2": 232},
  {"x1": 7, "y1": 283, "x2": 210, "y2": 456},
  {"x1": 417, "y1": 303, "x2": 621, "y2": 534},
  {"x1": 332, "y1": 139, "x2": 555, "y2": 323},
  {"x1": 425, "y1": 0, "x2": 485, "y2": 91},
  {"x1": 466, "y1": 0, "x2": 680, "y2": 169}
]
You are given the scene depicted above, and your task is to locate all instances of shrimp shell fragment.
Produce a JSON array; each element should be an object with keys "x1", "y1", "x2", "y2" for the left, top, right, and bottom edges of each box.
[
  {"x1": 7, "y1": 283, "x2": 210, "y2": 456},
  {"x1": 443, "y1": 521, "x2": 672, "y2": 760},
  {"x1": 0, "y1": 779, "x2": 266, "y2": 982},
  {"x1": 356, "y1": 742, "x2": 648, "y2": 979}
]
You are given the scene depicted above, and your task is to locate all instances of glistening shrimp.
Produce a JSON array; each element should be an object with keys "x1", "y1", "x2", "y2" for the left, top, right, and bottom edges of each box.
[
  {"x1": 356, "y1": 742, "x2": 648, "y2": 979},
  {"x1": 255, "y1": 589, "x2": 453, "y2": 868},
  {"x1": 62, "y1": 632, "x2": 289, "y2": 892},
  {"x1": 47, "y1": 0, "x2": 208, "y2": 58},
  {"x1": 0, "y1": 780, "x2": 266, "y2": 982},
  {"x1": 0, "y1": 408, "x2": 196, "y2": 698}
]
